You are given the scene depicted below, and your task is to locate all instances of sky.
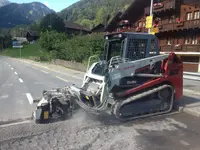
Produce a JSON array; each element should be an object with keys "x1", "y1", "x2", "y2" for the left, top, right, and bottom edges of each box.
[{"x1": 9, "y1": 0, "x2": 80, "y2": 12}]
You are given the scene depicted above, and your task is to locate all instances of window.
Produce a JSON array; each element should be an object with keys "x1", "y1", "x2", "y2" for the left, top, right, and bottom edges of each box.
[
  {"x1": 126, "y1": 39, "x2": 148, "y2": 61},
  {"x1": 194, "y1": 11, "x2": 200, "y2": 19},
  {"x1": 185, "y1": 37, "x2": 190, "y2": 44},
  {"x1": 167, "y1": 37, "x2": 172, "y2": 45},
  {"x1": 186, "y1": 12, "x2": 193, "y2": 20},
  {"x1": 169, "y1": 16, "x2": 175, "y2": 23},
  {"x1": 138, "y1": 22, "x2": 143, "y2": 27},
  {"x1": 192, "y1": 36, "x2": 198, "y2": 44},
  {"x1": 143, "y1": 22, "x2": 146, "y2": 27}
]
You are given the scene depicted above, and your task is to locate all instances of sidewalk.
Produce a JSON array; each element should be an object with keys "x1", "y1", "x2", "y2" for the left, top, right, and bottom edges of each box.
[
  {"x1": 183, "y1": 72, "x2": 200, "y2": 81},
  {"x1": 12, "y1": 58, "x2": 200, "y2": 118}
]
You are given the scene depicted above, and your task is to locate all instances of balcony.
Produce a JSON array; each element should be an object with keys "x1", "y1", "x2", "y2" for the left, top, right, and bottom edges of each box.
[
  {"x1": 117, "y1": 27, "x2": 148, "y2": 33},
  {"x1": 160, "y1": 44, "x2": 200, "y2": 52},
  {"x1": 159, "y1": 20, "x2": 200, "y2": 32},
  {"x1": 153, "y1": 0, "x2": 176, "y2": 13}
]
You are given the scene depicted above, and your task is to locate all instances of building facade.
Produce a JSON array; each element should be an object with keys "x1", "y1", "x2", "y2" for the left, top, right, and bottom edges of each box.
[{"x1": 106, "y1": 0, "x2": 200, "y2": 72}]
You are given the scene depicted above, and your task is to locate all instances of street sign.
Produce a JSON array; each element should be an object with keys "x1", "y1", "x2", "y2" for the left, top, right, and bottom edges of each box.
[{"x1": 145, "y1": 16, "x2": 153, "y2": 29}]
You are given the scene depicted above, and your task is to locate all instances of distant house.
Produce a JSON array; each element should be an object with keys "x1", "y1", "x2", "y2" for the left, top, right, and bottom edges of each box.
[
  {"x1": 26, "y1": 31, "x2": 39, "y2": 42},
  {"x1": 13, "y1": 30, "x2": 39, "y2": 43},
  {"x1": 91, "y1": 24, "x2": 106, "y2": 33},
  {"x1": 64, "y1": 21, "x2": 91, "y2": 35}
]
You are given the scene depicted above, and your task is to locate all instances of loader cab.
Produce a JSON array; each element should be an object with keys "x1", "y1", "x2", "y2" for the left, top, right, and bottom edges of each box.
[{"x1": 104, "y1": 32, "x2": 160, "y2": 63}]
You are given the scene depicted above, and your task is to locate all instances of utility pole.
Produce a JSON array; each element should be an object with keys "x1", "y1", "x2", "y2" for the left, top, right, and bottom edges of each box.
[{"x1": 148, "y1": 0, "x2": 154, "y2": 34}]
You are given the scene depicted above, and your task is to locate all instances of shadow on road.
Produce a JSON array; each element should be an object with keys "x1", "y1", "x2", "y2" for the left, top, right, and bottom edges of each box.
[{"x1": 177, "y1": 96, "x2": 200, "y2": 108}]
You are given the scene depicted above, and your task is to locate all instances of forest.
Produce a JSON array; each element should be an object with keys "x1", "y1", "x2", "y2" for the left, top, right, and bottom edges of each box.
[{"x1": 58, "y1": 0, "x2": 133, "y2": 29}]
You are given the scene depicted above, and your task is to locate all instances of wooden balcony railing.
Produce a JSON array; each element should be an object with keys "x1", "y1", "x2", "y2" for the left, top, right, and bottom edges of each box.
[
  {"x1": 119, "y1": 27, "x2": 148, "y2": 33},
  {"x1": 159, "y1": 20, "x2": 200, "y2": 32},
  {"x1": 182, "y1": 45, "x2": 200, "y2": 52},
  {"x1": 153, "y1": 0, "x2": 176, "y2": 13},
  {"x1": 160, "y1": 44, "x2": 200, "y2": 52}
]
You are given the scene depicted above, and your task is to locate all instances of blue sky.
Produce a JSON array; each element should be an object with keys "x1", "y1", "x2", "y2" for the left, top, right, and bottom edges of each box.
[{"x1": 9, "y1": 0, "x2": 80, "y2": 12}]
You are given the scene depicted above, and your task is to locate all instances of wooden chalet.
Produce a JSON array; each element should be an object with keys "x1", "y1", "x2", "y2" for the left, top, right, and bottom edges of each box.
[
  {"x1": 106, "y1": 0, "x2": 200, "y2": 72},
  {"x1": 91, "y1": 24, "x2": 106, "y2": 33}
]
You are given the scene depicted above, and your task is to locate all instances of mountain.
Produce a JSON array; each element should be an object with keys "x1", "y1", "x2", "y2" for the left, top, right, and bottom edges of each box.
[
  {"x1": 0, "y1": 0, "x2": 9, "y2": 7},
  {"x1": 59, "y1": 0, "x2": 133, "y2": 29},
  {"x1": 0, "y1": 2, "x2": 55, "y2": 28}
]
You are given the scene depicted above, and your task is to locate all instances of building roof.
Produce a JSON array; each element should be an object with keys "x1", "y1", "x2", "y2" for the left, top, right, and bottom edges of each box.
[
  {"x1": 15, "y1": 30, "x2": 39, "y2": 37},
  {"x1": 106, "y1": 0, "x2": 151, "y2": 32},
  {"x1": 91, "y1": 24, "x2": 105, "y2": 32},
  {"x1": 106, "y1": 0, "x2": 200, "y2": 32},
  {"x1": 64, "y1": 21, "x2": 90, "y2": 32},
  {"x1": 27, "y1": 31, "x2": 39, "y2": 36}
]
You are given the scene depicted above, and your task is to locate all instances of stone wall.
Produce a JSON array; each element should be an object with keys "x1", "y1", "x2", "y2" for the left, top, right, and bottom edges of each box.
[{"x1": 51, "y1": 59, "x2": 87, "y2": 72}]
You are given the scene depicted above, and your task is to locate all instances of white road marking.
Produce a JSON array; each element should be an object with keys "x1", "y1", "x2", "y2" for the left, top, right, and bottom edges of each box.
[
  {"x1": 41, "y1": 70, "x2": 49, "y2": 74},
  {"x1": 56, "y1": 76, "x2": 68, "y2": 82},
  {"x1": 8, "y1": 65, "x2": 11, "y2": 67},
  {"x1": 1, "y1": 84, "x2": 13, "y2": 87},
  {"x1": 19, "y1": 78, "x2": 23, "y2": 83},
  {"x1": 11, "y1": 67, "x2": 14, "y2": 70},
  {"x1": 26, "y1": 93, "x2": 33, "y2": 105},
  {"x1": 14, "y1": 72, "x2": 18, "y2": 75},
  {"x1": 16, "y1": 100, "x2": 23, "y2": 104},
  {"x1": 180, "y1": 140, "x2": 190, "y2": 146},
  {"x1": 34, "y1": 82, "x2": 44, "y2": 85},
  {"x1": 0, "y1": 95, "x2": 9, "y2": 99},
  {"x1": 0, "y1": 120, "x2": 31, "y2": 128}
]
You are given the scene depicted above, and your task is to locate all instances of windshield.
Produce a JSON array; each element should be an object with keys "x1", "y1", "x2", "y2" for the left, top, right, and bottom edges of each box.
[{"x1": 105, "y1": 39, "x2": 124, "y2": 61}]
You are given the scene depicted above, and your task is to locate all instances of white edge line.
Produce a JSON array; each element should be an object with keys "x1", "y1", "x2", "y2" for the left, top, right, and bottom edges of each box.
[
  {"x1": 0, "y1": 120, "x2": 31, "y2": 128},
  {"x1": 26, "y1": 93, "x2": 33, "y2": 105},
  {"x1": 41, "y1": 70, "x2": 49, "y2": 74},
  {"x1": 19, "y1": 78, "x2": 23, "y2": 83},
  {"x1": 14, "y1": 72, "x2": 18, "y2": 75},
  {"x1": 56, "y1": 76, "x2": 68, "y2": 82}
]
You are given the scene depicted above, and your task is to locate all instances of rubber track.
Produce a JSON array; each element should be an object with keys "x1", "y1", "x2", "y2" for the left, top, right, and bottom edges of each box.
[{"x1": 111, "y1": 84, "x2": 174, "y2": 122}]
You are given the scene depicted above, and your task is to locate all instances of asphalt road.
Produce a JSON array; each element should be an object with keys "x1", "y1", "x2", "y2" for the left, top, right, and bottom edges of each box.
[
  {"x1": 0, "y1": 56, "x2": 200, "y2": 123},
  {"x1": 0, "y1": 56, "x2": 200, "y2": 149},
  {"x1": 0, "y1": 111, "x2": 200, "y2": 150},
  {"x1": 0, "y1": 56, "x2": 83, "y2": 123}
]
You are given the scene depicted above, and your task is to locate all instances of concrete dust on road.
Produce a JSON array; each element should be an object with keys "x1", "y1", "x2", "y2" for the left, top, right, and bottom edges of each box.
[{"x1": 1, "y1": 110, "x2": 199, "y2": 150}]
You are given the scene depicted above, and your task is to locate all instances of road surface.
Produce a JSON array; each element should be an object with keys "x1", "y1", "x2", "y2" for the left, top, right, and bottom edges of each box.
[
  {"x1": 0, "y1": 56, "x2": 200, "y2": 123},
  {"x1": 0, "y1": 56, "x2": 200, "y2": 149}
]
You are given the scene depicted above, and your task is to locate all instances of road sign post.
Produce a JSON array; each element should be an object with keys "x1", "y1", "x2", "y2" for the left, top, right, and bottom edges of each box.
[
  {"x1": 148, "y1": 0, "x2": 154, "y2": 33},
  {"x1": 20, "y1": 48, "x2": 21, "y2": 58}
]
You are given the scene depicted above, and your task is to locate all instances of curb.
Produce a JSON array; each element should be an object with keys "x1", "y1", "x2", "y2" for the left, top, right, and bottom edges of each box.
[
  {"x1": 174, "y1": 105, "x2": 200, "y2": 118},
  {"x1": 15, "y1": 59, "x2": 83, "y2": 80},
  {"x1": 183, "y1": 76, "x2": 200, "y2": 81}
]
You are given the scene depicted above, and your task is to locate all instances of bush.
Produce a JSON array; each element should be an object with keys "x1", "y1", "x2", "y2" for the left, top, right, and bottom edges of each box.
[{"x1": 38, "y1": 31, "x2": 105, "y2": 63}]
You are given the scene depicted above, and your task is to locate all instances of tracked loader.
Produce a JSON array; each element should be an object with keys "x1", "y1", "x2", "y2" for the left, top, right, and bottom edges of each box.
[{"x1": 33, "y1": 32, "x2": 183, "y2": 123}]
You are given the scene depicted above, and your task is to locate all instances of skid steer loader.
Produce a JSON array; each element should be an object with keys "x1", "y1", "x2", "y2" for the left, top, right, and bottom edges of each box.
[{"x1": 32, "y1": 32, "x2": 183, "y2": 123}]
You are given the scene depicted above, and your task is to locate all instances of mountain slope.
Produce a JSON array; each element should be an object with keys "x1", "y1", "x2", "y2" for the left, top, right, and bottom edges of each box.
[
  {"x1": 0, "y1": 2, "x2": 55, "y2": 28},
  {"x1": 0, "y1": 0, "x2": 9, "y2": 7},
  {"x1": 59, "y1": 0, "x2": 133, "y2": 29}
]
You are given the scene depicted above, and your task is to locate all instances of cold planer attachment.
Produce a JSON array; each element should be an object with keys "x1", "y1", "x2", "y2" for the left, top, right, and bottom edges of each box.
[{"x1": 33, "y1": 32, "x2": 183, "y2": 123}]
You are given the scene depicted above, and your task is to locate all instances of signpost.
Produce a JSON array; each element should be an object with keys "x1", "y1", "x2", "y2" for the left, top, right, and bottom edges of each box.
[{"x1": 12, "y1": 41, "x2": 23, "y2": 58}]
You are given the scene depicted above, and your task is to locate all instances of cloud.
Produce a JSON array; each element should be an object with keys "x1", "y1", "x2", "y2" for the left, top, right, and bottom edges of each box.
[{"x1": 43, "y1": 1, "x2": 49, "y2": 7}]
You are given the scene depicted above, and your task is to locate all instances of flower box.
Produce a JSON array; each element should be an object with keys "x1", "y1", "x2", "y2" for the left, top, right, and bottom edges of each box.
[{"x1": 153, "y1": 3, "x2": 164, "y2": 10}]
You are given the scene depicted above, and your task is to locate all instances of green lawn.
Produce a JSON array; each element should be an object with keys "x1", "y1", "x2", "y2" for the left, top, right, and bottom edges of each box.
[{"x1": 1, "y1": 43, "x2": 43, "y2": 59}]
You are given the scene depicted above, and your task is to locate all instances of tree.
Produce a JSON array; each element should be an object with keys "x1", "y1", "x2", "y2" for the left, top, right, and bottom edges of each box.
[{"x1": 40, "y1": 13, "x2": 66, "y2": 33}]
